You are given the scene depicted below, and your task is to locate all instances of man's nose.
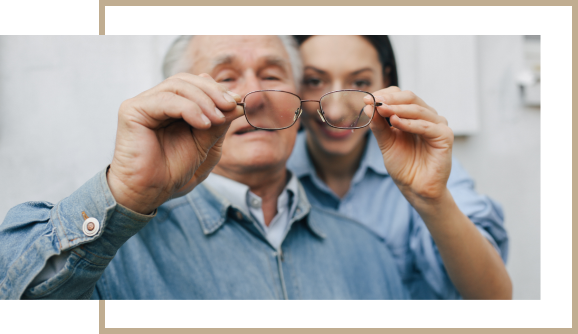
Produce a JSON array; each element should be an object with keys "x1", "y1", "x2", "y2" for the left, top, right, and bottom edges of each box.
[{"x1": 234, "y1": 72, "x2": 263, "y2": 97}]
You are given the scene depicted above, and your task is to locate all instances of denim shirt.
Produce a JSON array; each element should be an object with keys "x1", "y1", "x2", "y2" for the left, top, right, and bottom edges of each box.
[
  {"x1": 203, "y1": 172, "x2": 299, "y2": 250},
  {"x1": 0, "y1": 168, "x2": 408, "y2": 300},
  {"x1": 287, "y1": 131, "x2": 509, "y2": 299}
]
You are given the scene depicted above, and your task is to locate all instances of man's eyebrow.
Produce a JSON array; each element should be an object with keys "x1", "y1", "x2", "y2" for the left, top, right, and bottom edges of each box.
[
  {"x1": 261, "y1": 55, "x2": 289, "y2": 69},
  {"x1": 211, "y1": 54, "x2": 289, "y2": 71},
  {"x1": 211, "y1": 54, "x2": 236, "y2": 68}
]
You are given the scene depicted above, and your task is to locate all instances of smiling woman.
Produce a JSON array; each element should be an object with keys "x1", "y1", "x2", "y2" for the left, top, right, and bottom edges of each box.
[{"x1": 287, "y1": 35, "x2": 512, "y2": 300}]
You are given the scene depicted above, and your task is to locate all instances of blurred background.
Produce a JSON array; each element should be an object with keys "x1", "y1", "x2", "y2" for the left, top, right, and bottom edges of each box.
[{"x1": 0, "y1": 35, "x2": 540, "y2": 299}]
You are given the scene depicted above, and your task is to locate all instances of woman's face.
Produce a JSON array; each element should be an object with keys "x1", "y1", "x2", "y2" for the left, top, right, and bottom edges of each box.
[{"x1": 300, "y1": 35, "x2": 388, "y2": 156}]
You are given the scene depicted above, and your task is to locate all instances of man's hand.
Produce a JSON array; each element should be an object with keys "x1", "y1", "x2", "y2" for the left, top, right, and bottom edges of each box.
[
  {"x1": 107, "y1": 73, "x2": 244, "y2": 214},
  {"x1": 364, "y1": 86, "x2": 453, "y2": 205}
]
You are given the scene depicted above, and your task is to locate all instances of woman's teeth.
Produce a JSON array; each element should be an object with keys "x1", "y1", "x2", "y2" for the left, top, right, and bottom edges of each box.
[{"x1": 325, "y1": 126, "x2": 347, "y2": 133}]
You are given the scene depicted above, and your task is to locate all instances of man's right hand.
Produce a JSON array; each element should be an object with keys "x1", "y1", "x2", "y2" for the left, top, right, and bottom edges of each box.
[{"x1": 107, "y1": 73, "x2": 244, "y2": 214}]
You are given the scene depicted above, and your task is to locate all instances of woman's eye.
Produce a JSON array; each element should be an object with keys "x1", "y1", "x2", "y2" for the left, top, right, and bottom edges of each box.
[
  {"x1": 304, "y1": 78, "x2": 322, "y2": 87},
  {"x1": 263, "y1": 76, "x2": 280, "y2": 81},
  {"x1": 220, "y1": 77, "x2": 234, "y2": 83},
  {"x1": 353, "y1": 80, "x2": 371, "y2": 88}
]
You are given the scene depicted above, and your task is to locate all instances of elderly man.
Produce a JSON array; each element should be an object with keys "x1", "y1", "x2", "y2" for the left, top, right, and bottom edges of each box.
[{"x1": 0, "y1": 35, "x2": 406, "y2": 299}]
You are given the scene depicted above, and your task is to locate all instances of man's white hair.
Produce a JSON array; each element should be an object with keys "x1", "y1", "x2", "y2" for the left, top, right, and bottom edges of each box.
[{"x1": 162, "y1": 35, "x2": 302, "y2": 91}]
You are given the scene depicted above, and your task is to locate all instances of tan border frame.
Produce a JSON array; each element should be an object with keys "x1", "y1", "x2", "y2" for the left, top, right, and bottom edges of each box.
[{"x1": 99, "y1": 0, "x2": 560, "y2": 334}]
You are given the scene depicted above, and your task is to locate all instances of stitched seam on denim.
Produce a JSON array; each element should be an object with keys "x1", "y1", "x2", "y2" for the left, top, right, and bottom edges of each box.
[
  {"x1": 55, "y1": 200, "x2": 72, "y2": 244},
  {"x1": 188, "y1": 193, "x2": 227, "y2": 235},
  {"x1": 70, "y1": 249, "x2": 111, "y2": 267},
  {"x1": 112, "y1": 207, "x2": 153, "y2": 223},
  {"x1": 193, "y1": 184, "x2": 232, "y2": 230},
  {"x1": 24, "y1": 252, "x2": 81, "y2": 298},
  {"x1": 276, "y1": 254, "x2": 288, "y2": 300},
  {"x1": 26, "y1": 254, "x2": 95, "y2": 299},
  {"x1": 76, "y1": 245, "x2": 114, "y2": 261},
  {"x1": 99, "y1": 168, "x2": 113, "y2": 208},
  {"x1": 53, "y1": 222, "x2": 63, "y2": 250},
  {"x1": 265, "y1": 249, "x2": 281, "y2": 300}
]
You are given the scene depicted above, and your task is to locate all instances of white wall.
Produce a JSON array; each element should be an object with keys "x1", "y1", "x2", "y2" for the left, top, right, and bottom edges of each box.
[
  {"x1": 0, "y1": 35, "x2": 540, "y2": 300},
  {"x1": 390, "y1": 35, "x2": 540, "y2": 299}
]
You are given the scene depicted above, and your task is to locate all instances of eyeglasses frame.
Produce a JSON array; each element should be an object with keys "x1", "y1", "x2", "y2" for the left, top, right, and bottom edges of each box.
[{"x1": 236, "y1": 89, "x2": 383, "y2": 131}]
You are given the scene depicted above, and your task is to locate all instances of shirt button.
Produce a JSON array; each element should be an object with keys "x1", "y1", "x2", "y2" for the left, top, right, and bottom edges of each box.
[
  {"x1": 250, "y1": 198, "x2": 261, "y2": 208},
  {"x1": 235, "y1": 211, "x2": 243, "y2": 220},
  {"x1": 82, "y1": 217, "x2": 100, "y2": 237}
]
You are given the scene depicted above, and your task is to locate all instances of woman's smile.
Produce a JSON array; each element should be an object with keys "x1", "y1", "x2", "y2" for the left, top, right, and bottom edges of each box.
[{"x1": 315, "y1": 119, "x2": 354, "y2": 139}]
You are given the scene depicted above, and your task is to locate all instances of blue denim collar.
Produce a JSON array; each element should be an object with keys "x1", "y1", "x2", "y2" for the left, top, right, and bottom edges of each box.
[
  {"x1": 288, "y1": 131, "x2": 388, "y2": 182},
  {"x1": 186, "y1": 179, "x2": 324, "y2": 239}
]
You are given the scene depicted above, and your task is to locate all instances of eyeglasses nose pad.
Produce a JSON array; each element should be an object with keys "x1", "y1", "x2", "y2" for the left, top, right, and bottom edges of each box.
[
  {"x1": 316, "y1": 109, "x2": 326, "y2": 123},
  {"x1": 293, "y1": 108, "x2": 302, "y2": 122}
]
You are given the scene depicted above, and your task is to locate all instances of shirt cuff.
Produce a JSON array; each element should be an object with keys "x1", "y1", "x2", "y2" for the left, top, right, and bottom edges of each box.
[{"x1": 51, "y1": 166, "x2": 156, "y2": 264}]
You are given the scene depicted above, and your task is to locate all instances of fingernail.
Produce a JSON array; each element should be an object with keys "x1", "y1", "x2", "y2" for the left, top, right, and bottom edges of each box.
[
  {"x1": 375, "y1": 95, "x2": 386, "y2": 102},
  {"x1": 223, "y1": 92, "x2": 236, "y2": 104},
  {"x1": 201, "y1": 114, "x2": 211, "y2": 125},
  {"x1": 215, "y1": 107, "x2": 225, "y2": 118}
]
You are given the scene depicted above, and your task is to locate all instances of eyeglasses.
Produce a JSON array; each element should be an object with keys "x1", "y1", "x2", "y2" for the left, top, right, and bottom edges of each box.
[{"x1": 236, "y1": 89, "x2": 383, "y2": 130}]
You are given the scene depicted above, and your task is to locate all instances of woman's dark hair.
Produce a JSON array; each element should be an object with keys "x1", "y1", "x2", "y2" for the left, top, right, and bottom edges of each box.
[{"x1": 293, "y1": 35, "x2": 399, "y2": 88}]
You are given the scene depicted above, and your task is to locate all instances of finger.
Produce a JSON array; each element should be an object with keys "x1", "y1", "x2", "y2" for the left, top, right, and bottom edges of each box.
[
  {"x1": 376, "y1": 103, "x2": 443, "y2": 124},
  {"x1": 148, "y1": 77, "x2": 228, "y2": 124},
  {"x1": 172, "y1": 72, "x2": 242, "y2": 112},
  {"x1": 363, "y1": 86, "x2": 401, "y2": 105},
  {"x1": 174, "y1": 73, "x2": 244, "y2": 123},
  {"x1": 364, "y1": 104, "x2": 394, "y2": 145},
  {"x1": 376, "y1": 90, "x2": 437, "y2": 114},
  {"x1": 389, "y1": 114, "x2": 451, "y2": 140},
  {"x1": 125, "y1": 92, "x2": 213, "y2": 130}
]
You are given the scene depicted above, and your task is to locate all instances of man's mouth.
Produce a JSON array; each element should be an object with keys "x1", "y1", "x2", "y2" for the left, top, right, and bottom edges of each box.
[{"x1": 234, "y1": 127, "x2": 263, "y2": 135}]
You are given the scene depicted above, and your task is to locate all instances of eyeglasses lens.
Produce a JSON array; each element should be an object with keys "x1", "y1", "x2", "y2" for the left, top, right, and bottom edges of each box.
[
  {"x1": 244, "y1": 91, "x2": 302, "y2": 130},
  {"x1": 319, "y1": 91, "x2": 375, "y2": 129}
]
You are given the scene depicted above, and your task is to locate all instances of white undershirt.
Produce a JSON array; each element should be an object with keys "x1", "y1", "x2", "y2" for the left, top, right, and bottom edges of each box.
[{"x1": 203, "y1": 172, "x2": 299, "y2": 250}]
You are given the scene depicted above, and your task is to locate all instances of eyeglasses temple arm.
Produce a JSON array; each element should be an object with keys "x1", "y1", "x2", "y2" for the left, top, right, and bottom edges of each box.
[{"x1": 349, "y1": 102, "x2": 387, "y2": 128}]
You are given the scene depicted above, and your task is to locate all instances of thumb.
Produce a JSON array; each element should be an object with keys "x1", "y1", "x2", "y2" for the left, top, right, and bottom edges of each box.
[{"x1": 365, "y1": 105, "x2": 394, "y2": 150}]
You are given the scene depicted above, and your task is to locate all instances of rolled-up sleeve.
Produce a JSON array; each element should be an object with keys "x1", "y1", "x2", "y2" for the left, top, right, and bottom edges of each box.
[
  {"x1": 0, "y1": 167, "x2": 155, "y2": 300},
  {"x1": 409, "y1": 158, "x2": 508, "y2": 299}
]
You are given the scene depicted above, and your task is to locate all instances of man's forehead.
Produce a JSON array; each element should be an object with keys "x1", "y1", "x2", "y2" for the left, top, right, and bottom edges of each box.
[{"x1": 189, "y1": 35, "x2": 290, "y2": 72}]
